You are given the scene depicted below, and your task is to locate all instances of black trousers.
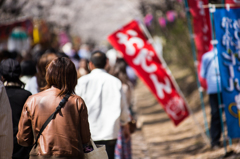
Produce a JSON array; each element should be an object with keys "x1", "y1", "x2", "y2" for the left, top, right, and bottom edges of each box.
[
  {"x1": 209, "y1": 93, "x2": 222, "y2": 147},
  {"x1": 94, "y1": 139, "x2": 117, "y2": 159}
]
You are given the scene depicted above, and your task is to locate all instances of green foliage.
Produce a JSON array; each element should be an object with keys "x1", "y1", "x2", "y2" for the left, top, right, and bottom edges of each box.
[{"x1": 152, "y1": 18, "x2": 195, "y2": 77}]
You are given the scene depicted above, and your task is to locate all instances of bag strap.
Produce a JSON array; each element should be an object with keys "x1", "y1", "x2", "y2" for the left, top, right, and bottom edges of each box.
[{"x1": 33, "y1": 93, "x2": 71, "y2": 148}]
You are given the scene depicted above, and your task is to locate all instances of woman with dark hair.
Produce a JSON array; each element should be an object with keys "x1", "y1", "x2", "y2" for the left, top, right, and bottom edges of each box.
[
  {"x1": 110, "y1": 59, "x2": 134, "y2": 113},
  {"x1": 0, "y1": 58, "x2": 32, "y2": 159},
  {"x1": 25, "y1": 53, "x2": 57, "y2": 94},
  {"x1": 109, "y1": 58, "x2": 135, "y2": 159},
  {"x1": 17, "y1": 57, "x2": 91, "y2": 159},
  {"x1": 77, "y1": 59, "x2": 90, "y2": 78}
]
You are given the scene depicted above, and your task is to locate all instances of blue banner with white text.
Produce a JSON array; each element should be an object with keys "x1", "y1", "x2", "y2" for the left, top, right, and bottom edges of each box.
[{"x1": 214, "y1": 8, "x2": 240, "y2": 138}]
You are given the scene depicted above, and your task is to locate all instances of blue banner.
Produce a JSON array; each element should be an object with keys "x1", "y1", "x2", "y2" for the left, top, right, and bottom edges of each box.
[{"x1": 214, "y1": 8, "x2": 240, "y2": 138}]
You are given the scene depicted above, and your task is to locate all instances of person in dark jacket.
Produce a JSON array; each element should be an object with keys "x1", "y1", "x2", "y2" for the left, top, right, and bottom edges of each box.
[{"x1": 0, "y1": 58, "x2": 32, "y2": 159}]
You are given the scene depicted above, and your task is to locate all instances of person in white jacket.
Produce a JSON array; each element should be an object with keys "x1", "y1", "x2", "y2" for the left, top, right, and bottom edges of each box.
[
  {"x1": 75, "y1": 51, "x2": 130, "y2": 159},
  {"x1": 0, "y1": 80, "x2": 13, "y2": 159}
]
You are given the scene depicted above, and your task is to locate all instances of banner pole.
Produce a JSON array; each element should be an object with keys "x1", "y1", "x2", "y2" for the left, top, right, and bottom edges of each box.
[
  {"x1": 208, "y1": 4, "x2": 227, "y2": 154},
  {"x1": 220, "y1": 0, "x2": 233, "y2": 149},
  {"x1": 138, "y1": 20, "x2": 211, "y2": 146},
  {"x1": 183, "y1": 0, "x2": 211, "y2": 139}
]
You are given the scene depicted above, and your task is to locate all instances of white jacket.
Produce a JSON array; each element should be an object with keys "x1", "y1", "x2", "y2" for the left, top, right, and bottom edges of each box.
[{"x1": 75, "y1": 69, "x2": 130, "y2": 141}]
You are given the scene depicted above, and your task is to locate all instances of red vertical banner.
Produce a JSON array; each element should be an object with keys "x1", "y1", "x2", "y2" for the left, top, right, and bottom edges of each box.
[
  {"x1": 108, "y1": 20, "x2": 189, "y2": 126},
  {"x1": 188, "y1": 0, "x2": 212, "y2": 89}
]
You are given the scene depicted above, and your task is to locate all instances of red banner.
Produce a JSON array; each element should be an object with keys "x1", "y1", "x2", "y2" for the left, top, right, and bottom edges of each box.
[
  {"x1": 108, "y1": 20, "x2": 189, "y2": 126},
  {"x1": 188, "y1": 0, "x2": 212, "y2": 89},
  {"x1": 225, "y1": 0, "x2": 240, "y2": 4},
  {"x1": 225, "y1": 0, "x2": 240, "y2": 8}
]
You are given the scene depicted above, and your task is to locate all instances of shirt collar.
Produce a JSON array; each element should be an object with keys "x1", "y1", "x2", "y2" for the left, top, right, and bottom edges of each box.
[{"x1": 90, "y1": 68, "x2": 106, "y2": 74}]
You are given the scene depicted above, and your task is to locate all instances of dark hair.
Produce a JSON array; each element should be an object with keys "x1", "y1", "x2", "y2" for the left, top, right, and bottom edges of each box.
[
  {"x1": 20, "y1": 60, "x2": 36, "y2": 76},
  {"x1": 56, "y1": 52, "x2": 69, "y2": 58},
  {"x1": 36, "y1": 53, "x2": 57, "y2": 91},
  {"x1": 0, "y1": 58, "x2": 25, "y2": 88},
  {"x1": 110, "y1": 58, "x2": 129, "y2": 85},
  {"x1": 43, "y1": 57, "x2": 77, "y2": 96},
  {"x1": 90, "y1": 50, "x2": 107, "y2": 68},
  {"x1": 9, "y1": 50, "x2": 18, "y2": 59},
  {"x1": 0, "y1": 50, "x2": 11, "y2": 61}
]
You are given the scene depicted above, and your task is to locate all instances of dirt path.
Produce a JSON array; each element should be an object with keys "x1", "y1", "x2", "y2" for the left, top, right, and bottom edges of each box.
[
  {"x1": 131, "y1": 72, "x2": 240, "y2": 158},
  {"x1": 131, "y1": 130, "x2": 151, "y2": 159}
]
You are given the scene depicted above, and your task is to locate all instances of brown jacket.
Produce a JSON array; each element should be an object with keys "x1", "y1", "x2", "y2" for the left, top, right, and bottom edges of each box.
[{"x1": 17, "y1": 87, "x2": 91, "y2": 159}]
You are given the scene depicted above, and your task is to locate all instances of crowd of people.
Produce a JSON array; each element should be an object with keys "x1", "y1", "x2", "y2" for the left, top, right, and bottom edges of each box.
[{"x1": 0, "y1": 42, "x2": 137, "y2": 159}]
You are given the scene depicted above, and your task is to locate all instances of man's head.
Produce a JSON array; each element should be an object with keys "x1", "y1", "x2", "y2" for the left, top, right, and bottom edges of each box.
[{"x1": 89, "y1": 50, "x2": 107, "y2": 70}]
